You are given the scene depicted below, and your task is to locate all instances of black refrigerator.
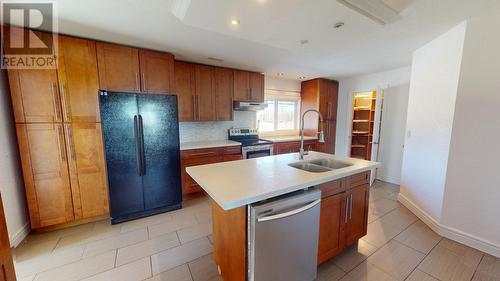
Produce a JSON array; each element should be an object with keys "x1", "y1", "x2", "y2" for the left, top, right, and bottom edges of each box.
[{"x1": 99, "y1": 92, "x2": 182, "y2": 224}]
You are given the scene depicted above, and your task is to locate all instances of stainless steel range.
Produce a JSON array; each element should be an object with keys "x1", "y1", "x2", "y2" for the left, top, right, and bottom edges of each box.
[{"x1": 228, "y1": 128, "x2": 273, "y2": 159}]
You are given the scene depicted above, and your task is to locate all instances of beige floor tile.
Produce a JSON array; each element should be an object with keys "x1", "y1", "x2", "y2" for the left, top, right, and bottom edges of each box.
[
  {"x1": 377, "y1": 182, "x2": 400, "y2": 194},
  {"x1": 178, "y1": 222, "x2": 212, "y2": 244},
  {"x1": 394, "y1": 220, "x2": 441, "y2": 254},
  {"x1": 377, "y1": 206, "x2": 418, "y2": 231},
  {"x1": 24, "y1": 223, "x2": 94, "y2": 245},
  {"x1": 14, "y1": 244, "x2": 85, "y2": 278},
  {"x1": 418, "y1": 240, "x2": 483, "y2": 281},
  {"x1": 369, "y1": 199, "x2": 399, "y2": 217},
  {"x1": 406, "y1": 269, "x2": 439, "y2": 281},
  {"x1": 188, "y1": 254, "x2": 220, "y2": 281},
  {"x1": 369, "y1": 188, "x2": 387, "y2": 203},
  {"x1": 194, "y1": 211, "x2": 212, "y2": 223},
  {"x1": 361, "y1": 221, "x2": 403, "y2": 247},
  {"x1": 55, "y1": 223, "x2": 123, "y2": 250},
  {"x1": 120, "y1": 212, "x2": 173, "y2": 234},
  {"x1": 367, "y1": 240, "x2": 425, "y2": 280},
  {"x1": 116, "y1": 231, "x2": 180, "y2": 266},
  {"x1": 17, "y1": 275, "x2": 36, "y2": 281},
  {"x1": 34, "y1": 250, "x2": 116, "y2": 281},
  {"x1": 81, "y1": 257, "x2": 152, "y2": 281},
  {"x1": 151, "y1": 238, "x2": 213, "y2": 275},
  {"x1": 339, "y1": 261, "x2": 397, "y2": 281},
  {"x1": 367, "y1": 212, "x2": 380, "y2": 224},
  {"x1": 332, "y1": 240, "x2": 378, "y2": 272},
  {"x1": 145, "y1": 264, "x2": 193, "y2": 281},
  {"x1": 83, "y1": 228, "x2": 148, "y2": 258},
  {"x1": 207, "y1": 235, "x2": 213, "y2": 244},
  {"x1": 317, "y1": 259, "x2": 346, "y2": 281},
  {"x1": 473, "y1": 254, "x2": 500, "y2": 281},
  {"x1": 149, "y1": 213, "x2": 199, "y2": 239},
  {"x1": 14, "y1": 239, "x2": 58, "y2": 263},
  {"x1": 383, "y1": 192, "x2": 399, "y2": 201}
]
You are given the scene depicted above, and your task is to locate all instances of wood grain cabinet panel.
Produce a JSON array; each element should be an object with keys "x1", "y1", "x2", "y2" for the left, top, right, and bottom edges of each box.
[
  {"x1": 139, "y1": 50, "x2": 174, "y2": 94},
  {"x1": 214, "y1": 67, "x2": 234, "y2": 121},
  {"x1": 249, "y1": 72, "x2": 264, "y2": 102},
  {"x1": 16, "y1": 123, "x2": 74, "y2": 228},
  {"x1": 174, "y1": 61, "x2": 196, "y2": 121},
  {"x1": 8, "y1": 69, "x2": 61, "y2": 123},
  {"x1": 0, "y1": 194, "x2": 16, "y2": 281},
  {"x1": 195, "y1": 65, "x2": 216, "y2": 121},
  {"x1": 344, "y1": 184, "x2": 369, "y2": 245},
  {"x1": 64, "y1": 123, "x2": 109, "y2": 220},
  {"x1": 57, "y1": 36, "x2": 100, "y2": 122},
  {"x1": 318, "y1": 192, "x2": 346, "y2": 264},
  {"x1": 233, "y1": 70, "x2": 250, "y2": 101},
  {"x1": 96, "y1": 42, "x2": 140, "y2": 92}
]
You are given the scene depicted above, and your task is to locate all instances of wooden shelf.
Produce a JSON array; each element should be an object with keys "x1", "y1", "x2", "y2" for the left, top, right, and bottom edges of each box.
[
  {"x1": 352, "y1": 131, "x2": 369, "y2": 135},
  {"x1": 352, "y1": 120, "x2": 369, "y2": 123},
  {"x1": 351, "y1": 144, "x2": 366, "y2": 148},
  {"x1": 354, "y1": 107, "x2": 371, "y2": 111}
]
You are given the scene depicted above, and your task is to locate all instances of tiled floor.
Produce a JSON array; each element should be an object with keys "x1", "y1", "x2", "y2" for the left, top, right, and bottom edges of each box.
[{"x1": 12, "y1": 181, "x2": 500, "y2": 281}]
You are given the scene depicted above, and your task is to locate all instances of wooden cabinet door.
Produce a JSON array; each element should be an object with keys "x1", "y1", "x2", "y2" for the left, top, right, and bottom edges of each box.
[
  {"x1": 16, "y1": 124, "x2": 74, "y2": 228},
  {"x1": 8, "y1": 69, "x2": 61, "y2": 123},
  {"x1": 0, "y1": 195, "x2": 16, "y2": 281},
  {"x1": 57, "y1": 36, "x2": 100, "y2": 123},
  {"x1": 345, "y1": 184, "x2": 369, "y2": 245},
  {"x1": 328, "y1": 81, "x2": 339, "y2": 121},
  {"x1": 249, "y1": 72, "x2": 264, "y2": 102},
  {"x1": 233, "y1": 70, "x2": 249, "y2": 101},
  {"x1": 139, "y1": 50, "x2": 174, "y2": 94},
  {"x1": 64, "y1": 123, "x2": 109, "y2": 220},
  {"x1": 174, "y1": 61, "x2": 196, "y2": 121},
  {"x1": 181, "y1": 156, "x2": 222, "y2": 194},
  {"x1": 96, "y1": 42, "x2": 140, "y2": 92},
  {"x1": 317, "y1": 193, "x2": 346, "y2": 264},
  {"x1": 195, "y1": 65, "x2": 216, "y2": 121},
  {"x1": 214, "y1": 67, "x2": 233, "y2": 121}
]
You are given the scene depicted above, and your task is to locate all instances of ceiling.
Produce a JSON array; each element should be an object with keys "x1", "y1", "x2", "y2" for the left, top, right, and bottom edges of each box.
[{"x1": 52, "y1": 0, "x2": 500, "y2": 80}]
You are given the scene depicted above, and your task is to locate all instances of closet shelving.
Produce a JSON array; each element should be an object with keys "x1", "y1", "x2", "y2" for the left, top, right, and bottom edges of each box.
[{"x1": 350, "y1": 91, "x2": 378, "y2": 160}]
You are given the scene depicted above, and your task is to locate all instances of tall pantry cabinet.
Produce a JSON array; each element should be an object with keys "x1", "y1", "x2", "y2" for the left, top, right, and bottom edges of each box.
[{"x1": 9, "y1": 35, "x2": 109, "y2": 229}]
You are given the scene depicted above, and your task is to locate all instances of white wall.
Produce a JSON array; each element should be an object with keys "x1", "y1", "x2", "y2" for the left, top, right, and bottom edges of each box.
[
  {"x1": 400, "y1": 22, "x2": 466, "y2": 222},
  {"x1": 442, "y1": 8, "x2": 500, "y2": 251},
  {"x1": 264, "y1": 76, "x2": 301, "y2": 92},
  {"x1": 337, "y1": 66, "x2": 411, "y2": 184},
  {"x1": 0, "y1": 70, "x2": 30, "y2": 247}
]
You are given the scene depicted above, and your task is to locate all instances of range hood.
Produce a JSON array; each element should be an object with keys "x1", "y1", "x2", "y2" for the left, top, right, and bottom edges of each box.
[{"x1": 233, "y1": 101, "x2": 268, "y2": 111}]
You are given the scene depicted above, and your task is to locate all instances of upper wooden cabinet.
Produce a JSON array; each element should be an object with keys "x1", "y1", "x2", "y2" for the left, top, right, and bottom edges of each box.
[
  {"x1": 64, "y1": 123, "x2": 109, "y2": 220},
  {"x1": 57, "y1": 36, "x2": 100, "y2": 122},
  {"x1": 0, "y1": 194, "x2": 16, "y2": 281},
  {"x1": 195, "y1": 64, "x2": 216, "y2": 121},
  {"x1": 16, "y1": 123, "x2": 74, "y2": 228},
  {"x1": 139, "y1": 50, "x2": 174, "y2": 94},
  {"x1": 214, "y1": 67, "x2": 234, "y2": 121},
  {"x1": 233, "y1": 70, "x2": 264, "y2": 102},
  {"x1": 174, "y1": 61, "x2": 196, "y2": 121},
  {"x1": 301, "y1": 78, "x2": 339, "y2": 153},
  {"x1": 8, "y1": 69, "x2": 61, "y2": 123},
  {"x1": 96, "y1": 42, "x2": 141, "y2": 92}
]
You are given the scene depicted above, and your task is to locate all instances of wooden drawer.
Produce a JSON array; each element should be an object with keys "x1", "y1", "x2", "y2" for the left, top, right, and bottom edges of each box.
[
  {"x1": 317, "y1": 179, "x2": 345, "y2": 198},
  {"x1": 181, "y1": 148, "x2": 221, "y2": 158},
  {"x1": 348, "y1": 171, "x2": 370, "y2": 189},
  {"x1": 222, "y1": 145, "x2": 241, "y2": 155}
]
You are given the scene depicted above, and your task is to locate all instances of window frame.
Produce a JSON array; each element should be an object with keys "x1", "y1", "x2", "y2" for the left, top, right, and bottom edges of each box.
[{"x1": 257, "y1": 90, "x2": 301, "y2": 136}]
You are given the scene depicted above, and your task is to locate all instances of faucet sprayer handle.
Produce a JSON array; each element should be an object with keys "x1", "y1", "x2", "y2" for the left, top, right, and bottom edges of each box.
[{"x1": 318, "y1": 131, "x2": 325, "y2": 143}]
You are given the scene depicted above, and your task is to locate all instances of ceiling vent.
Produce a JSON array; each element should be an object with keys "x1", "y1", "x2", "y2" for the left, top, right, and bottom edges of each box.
[{"x1": 337, "y1": 0, "x2": 401, "y2": 25}]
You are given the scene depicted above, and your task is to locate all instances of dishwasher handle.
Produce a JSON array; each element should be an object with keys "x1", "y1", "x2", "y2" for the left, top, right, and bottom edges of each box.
[{"x1": 257, "y1": 199, "x2": 321, "y2": 222}]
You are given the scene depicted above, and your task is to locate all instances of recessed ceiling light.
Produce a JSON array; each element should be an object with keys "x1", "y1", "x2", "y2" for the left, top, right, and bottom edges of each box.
[
  {"x1": 231, "y1": 19, "x2": 240, "y2": 25},
  {"x1": 299, "y1": 76, "x2": 306, "y2": 80},
  {"x1": 334, "y1": 22, "x2": 345, "y2": 29}
]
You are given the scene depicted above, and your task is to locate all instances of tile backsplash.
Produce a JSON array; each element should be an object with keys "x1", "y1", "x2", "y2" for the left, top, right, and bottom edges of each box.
[{"x1": 179, "y1": 111, "x2": 256, "y2": 143}]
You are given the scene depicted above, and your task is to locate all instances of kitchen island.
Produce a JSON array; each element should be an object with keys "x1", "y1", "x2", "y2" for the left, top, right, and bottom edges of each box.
[{"x1": 186, "y1": 151, "x2": 380, "y2": 281}]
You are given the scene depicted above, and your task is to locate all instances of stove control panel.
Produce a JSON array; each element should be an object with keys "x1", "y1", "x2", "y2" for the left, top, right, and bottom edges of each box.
[{"x1": 229, "y1": 128, "x2": 258, "y2": 137}]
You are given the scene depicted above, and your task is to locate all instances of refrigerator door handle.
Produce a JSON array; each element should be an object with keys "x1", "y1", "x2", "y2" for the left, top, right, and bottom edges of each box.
[
  {"x1": 138, "y1": 114, "x2": 146, "y2": 175},
  {"x1": 133, "y1": 115, "x2": 142, "y2": 176}
]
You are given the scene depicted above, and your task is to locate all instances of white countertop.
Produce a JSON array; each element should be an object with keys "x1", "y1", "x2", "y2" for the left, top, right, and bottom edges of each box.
[
  {"x1": 180, "y1": 140, "x2": 241, "y2": 151},
  {"x1": 261, "y1": 135, "x2": 318, "y2": 143},
  {"x1": 186, "y1": 151, "x2": 380, "y2": 210}
]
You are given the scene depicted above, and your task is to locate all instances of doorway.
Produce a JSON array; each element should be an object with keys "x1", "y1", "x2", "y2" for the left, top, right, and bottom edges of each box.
[{"x1": 349, "y1": 90, "x2": 384, "y2": 161}]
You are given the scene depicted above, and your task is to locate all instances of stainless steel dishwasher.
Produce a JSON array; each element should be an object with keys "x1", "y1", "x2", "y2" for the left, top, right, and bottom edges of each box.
[{"x1": 248, "y1": 188, "x2": 321, "y2": 281}]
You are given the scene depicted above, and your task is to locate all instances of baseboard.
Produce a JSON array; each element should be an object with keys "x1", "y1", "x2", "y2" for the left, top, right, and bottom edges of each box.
[
  {"x1": 376, "y1": 174, "x2": 401, "y2": 185},
  {"x1": 10, "y1": 222, "x2": 30, "y2": 248},
  {"x1": 398, "y1": 193, "x2": 500, "y2": 258}
]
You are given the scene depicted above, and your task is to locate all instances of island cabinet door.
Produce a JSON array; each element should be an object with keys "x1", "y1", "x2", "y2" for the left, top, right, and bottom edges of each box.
[
  {"x1": 317, "y1": 192, "x2": 347, "y2": 264},
  {"x1": 344, "y1": 184, "x2": 369, "y2": 245}
]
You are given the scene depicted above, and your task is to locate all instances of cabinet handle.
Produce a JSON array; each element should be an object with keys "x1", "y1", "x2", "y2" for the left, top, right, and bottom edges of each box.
[
  {"x1": 135, "y1": 72, "x2": 140, "y2": 91},
  {"x1": 344, "y1": 196, "x2": 349, "y2": 223},
  {"x1": 65, "y1": 124, "x2": 75, "y2": 161},
  {"x1": 142, "y1": 73, "x2": 146, "y2": 91},
  {"x1": 349, "y1": 194, "x2": 353, "y2": 220},
  {"x1": 51, "y1": 82, "x2": 60, "y2": 121},
  {"x1": 55, "y1": 125, "x2": 63, "y2": 161},
  {"x1": 327, "y1": 102, "x2": 332, "y2": 120},
  {"x1": 196, "y1": 96, "x2": 200, "y2": 120},
  {"x1": 60, "y1": 83, "x2": 71, "y2": 122},
  {"x1": 249, "y1": 88, "x2": 253, "y2": 101}
]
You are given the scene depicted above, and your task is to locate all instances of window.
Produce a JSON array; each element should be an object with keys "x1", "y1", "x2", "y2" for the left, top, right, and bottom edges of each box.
[{"x1": 257, "y1": 90, "x2": 301, "y2": 135}]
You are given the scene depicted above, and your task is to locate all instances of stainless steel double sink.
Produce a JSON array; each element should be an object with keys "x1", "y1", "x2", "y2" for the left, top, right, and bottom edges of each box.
[{"x1": 288, "y1": 158, "x2": 353, "y2": 173}]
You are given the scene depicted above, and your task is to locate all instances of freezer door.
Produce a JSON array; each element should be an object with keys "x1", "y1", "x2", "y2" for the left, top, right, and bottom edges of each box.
[
  {"x1": 99, "y1": 92, "x2": 144, "y2": 220},
  {"x1": 249, "y1": 189, "x2": 321, "y2": 281},
  {"x1": 137, "y1": 94, "x2": 182, "y2": 210}
]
